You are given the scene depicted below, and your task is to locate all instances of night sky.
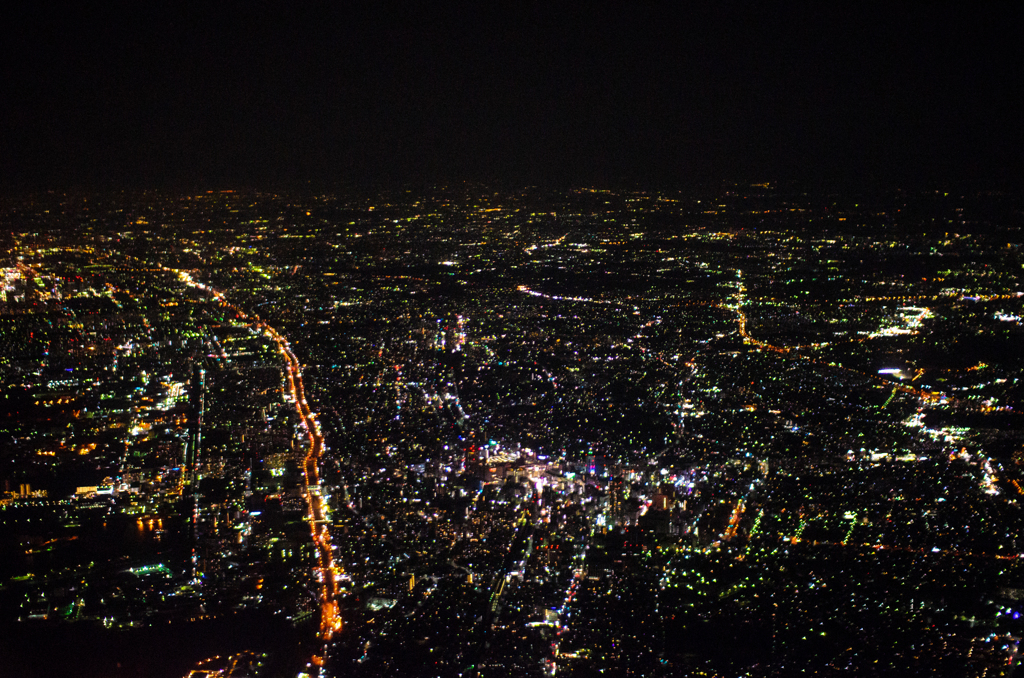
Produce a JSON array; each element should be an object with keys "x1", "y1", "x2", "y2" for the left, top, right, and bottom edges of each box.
[{"x1": 2, "y1": 3, "x2": 1022, "y2": 190}]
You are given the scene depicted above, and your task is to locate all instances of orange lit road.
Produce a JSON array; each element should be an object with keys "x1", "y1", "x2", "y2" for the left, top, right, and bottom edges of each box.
[
  {"x1": 722, "y1": 499, "x2": 746, "y2": 541},
  {"x1": 264, "y1": 324, "x2": 343, "y2": 649},
  {"x1": 169, "y1": 267, "x2": 341, "y2": 664}
]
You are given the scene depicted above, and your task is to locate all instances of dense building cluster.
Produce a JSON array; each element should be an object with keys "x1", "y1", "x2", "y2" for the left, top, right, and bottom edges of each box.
[{"x1": 1, "y1": 184, "x2": 1023, "y2": 677}]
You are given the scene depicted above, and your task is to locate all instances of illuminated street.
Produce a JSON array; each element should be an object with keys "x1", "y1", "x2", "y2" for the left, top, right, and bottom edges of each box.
[{"x1": 2, "y1": 8, "x2": 1023, "y2": 674}]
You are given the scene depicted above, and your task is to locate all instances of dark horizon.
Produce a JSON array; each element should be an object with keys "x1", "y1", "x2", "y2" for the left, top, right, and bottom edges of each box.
[{"x1": 2, "y1": 3, "x2": 1023, "y2": 192}]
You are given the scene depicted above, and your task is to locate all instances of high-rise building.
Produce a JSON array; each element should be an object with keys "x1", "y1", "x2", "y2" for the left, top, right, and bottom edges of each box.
[{"x1": 609, "y1": 476, "x2": 625, "y2": 521}]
